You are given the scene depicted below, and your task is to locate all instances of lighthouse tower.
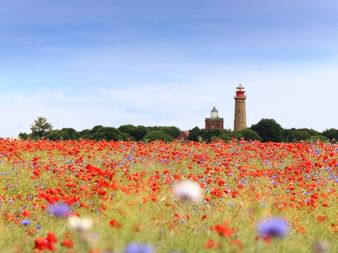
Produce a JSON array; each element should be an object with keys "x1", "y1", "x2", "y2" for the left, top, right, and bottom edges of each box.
[
  {"x1": 234, "y1": 84, "x2": 247, "y2": 132},
  {"x1": 205, "y1": 106, "x2": 224, "y2": 130}
]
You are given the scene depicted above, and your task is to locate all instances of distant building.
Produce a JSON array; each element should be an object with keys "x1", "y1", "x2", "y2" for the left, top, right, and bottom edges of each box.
[
  {"x1": 234, "y1": 84, "x2": 247, "y2": 132},
  {"x1": 177, "y1": 130, "x2": 190, "y2": 141},
  {"x1": 205, "y1": 106, "x2": 224, "y2": 130}
]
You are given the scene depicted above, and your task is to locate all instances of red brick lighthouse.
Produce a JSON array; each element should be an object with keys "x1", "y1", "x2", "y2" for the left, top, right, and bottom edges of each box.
[
  {"x1": 234, "y1": 84, "x2": 247, "y2": 132},
  {"x1": 205, "y1": 106, "x2": 224, "y2": 130}
]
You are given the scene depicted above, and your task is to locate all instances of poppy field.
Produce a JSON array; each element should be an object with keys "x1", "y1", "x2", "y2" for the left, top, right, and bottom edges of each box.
[{"x1": 0, "y1": 139, "x2": 336, "y2": 253}]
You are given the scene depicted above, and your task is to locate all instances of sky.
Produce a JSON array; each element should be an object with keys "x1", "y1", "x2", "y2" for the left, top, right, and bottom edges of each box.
[{"x1": 0, "y1": 0, "x2": 338, "y2": 137}]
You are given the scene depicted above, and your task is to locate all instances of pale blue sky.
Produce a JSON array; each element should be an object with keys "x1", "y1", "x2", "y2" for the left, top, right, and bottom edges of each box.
[{"x1": 0, "y1": 0, "x2": 337, "y2": 136}]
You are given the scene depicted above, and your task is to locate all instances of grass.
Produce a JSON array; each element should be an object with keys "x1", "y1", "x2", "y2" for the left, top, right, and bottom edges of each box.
[{"x1": 0, "y1": 139, "x2": 336, "y2": 253}]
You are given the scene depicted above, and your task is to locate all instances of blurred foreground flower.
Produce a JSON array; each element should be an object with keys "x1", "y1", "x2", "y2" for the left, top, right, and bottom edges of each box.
[
  {"x1": 124, "y1": 242, "x2": 155, "y2": 253},
  {"x1": 68, "y1": 216, "x2": 93, "y2": 232},
  {"x1": 48, "y1": 203, "x2": 71, "y2": 218},
  {"x1": 21, "y1": 219, "x2": 30, "y2": 226},
  {"x1": 312, "y1": 240, "x2": 329, "y2": 253},
  {"x1": 34, "y1": 232, "x2": 58, "y2": 251},
  {"x1": 172, "y1": 180, "x2": 203, "y2": 203},
  {"x1": 257, "y1": 217, "x2": 289, "y2": 238}
]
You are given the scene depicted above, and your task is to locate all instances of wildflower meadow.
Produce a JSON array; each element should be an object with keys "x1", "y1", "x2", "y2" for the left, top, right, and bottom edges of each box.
[{"x1": 0, "y1": 139, "x2": 336, "y2": 253}]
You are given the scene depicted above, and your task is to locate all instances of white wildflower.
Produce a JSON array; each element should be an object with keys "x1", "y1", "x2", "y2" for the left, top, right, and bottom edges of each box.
[
  {"x1": 313, "y1": 241, "x2": 330, "y2": 253},
  {"x1": 68, "y1": 216, "x2": 93, "y2": 232},
  {"x1": 172, "y1": 180, "x2": 203, "y2": 203}
]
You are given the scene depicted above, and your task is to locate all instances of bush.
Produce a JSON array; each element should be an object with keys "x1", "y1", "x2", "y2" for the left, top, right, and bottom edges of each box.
[
  {"x1": 284, "y1": 128, "x2": 325, "y2": 142},
  {"x1": 251, "y1": 119, "x2": 283, "y2": 142},
  {"x1": 188, "y1": 127, "x2": 202, "y2": 142},
  {"x1": 18, "y1": 132, "x2": 29, "y2": 140},
  {"x1": 323, "y1": 128, "x2": 338, "y2": 141},
  {"x1": 236, "y1": 128, "x2": 262, "y2": 141},
  {"x1": 144, "y1": 130, "x2": 173, "y2": 142}
]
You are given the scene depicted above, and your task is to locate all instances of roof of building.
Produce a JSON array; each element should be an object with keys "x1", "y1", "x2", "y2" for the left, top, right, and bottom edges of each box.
[
  {"x1": 176, "y1": 131, "x2": 190, "y2": 141},
  {"x1": 211, "y1": 106, "x2": 218, "y2": 112},
  {"x1": 237, "y1": 84, "x2": 245, "y2": 89}
]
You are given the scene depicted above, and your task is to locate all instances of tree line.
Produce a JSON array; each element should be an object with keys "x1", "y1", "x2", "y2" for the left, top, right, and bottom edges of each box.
[
  {"x1": 18, "y1": 117, "x2": 337, "y2": 142},
  {"x1": 18, "y1": 117, "x2": 181, "y2": 142},
  {"x1": 189, "y1": 119, "x2": 337, "y2": 142}
]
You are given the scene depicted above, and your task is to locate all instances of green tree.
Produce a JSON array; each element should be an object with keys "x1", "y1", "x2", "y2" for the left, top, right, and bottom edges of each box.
[
  {"x1": 200, "y1": 129, "x2": 222, "y2": 142},
  {"x1": 45, "y1": 130, "x2": 61, "y2": 140},
  {"x1": 220, "y1": 130, "x2": 234, "y2": 142},
  {"x1": 134, "y1": 126, "x2": 148, "y2": 141},
  {"x1": 322, "y1": 128, "x2": 338, "y2": 141},
  {"x1": 90, "y1": 126, "x2": 122, "y2": 141},
  {"x1": 118, "y1": 125, "x2": 137, "y2": 140},
  {"x1": 236, "y1": 128, "x2": 262, "y2": 141},
  {"x1": 58, "y1": 128, "x2": 78, "y2": 140},
  {"x1": 119, "y1": 132, "x2": 132, "y2": 141},
  {"x1": 144, "y1": 130, "x2": 173, "y2": 142},
  {"x1": 78, "y1": 129, "x2": 92, "y2": 140},
  {"x1": 118, "y1": 124, "x2": 150, "y2": 140},
  {"x1": 251, "y1": 119, "x2": 283, "y2": 142},
  {"x1": 284, "y1": 129, "x2": 310, "y2": 142},
  {"x1": 188, "y1": 127, "x2": 202, "y2": 141},
  {"x1": 162, "y1": 126, "x2": 181, "y2": 139},
  {"x1": 18, "y1": 132, "x2": 29, "y2": 140},
  {"x1": 284, "y1": 128, "x2": 324, "y2": 142},
  {"x1": 30, "y1": 117, "x2": 53, "y2": 139},
  {"x1": 91, "y1": 125, "x2": 104, "y2": 134},
  {"x1": 101, "y1": 127, "x2": 123, "y2": 141}
]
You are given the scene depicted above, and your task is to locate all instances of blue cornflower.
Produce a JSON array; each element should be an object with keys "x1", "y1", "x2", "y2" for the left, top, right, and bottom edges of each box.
[
  {"x1": 21, "y1": 219, "x2": 30, "y2": 226},
  {"x1": 48, "y1": 202, "x2": 71, "y2": 218},
  {"x1": 257, "y1": 217, "x2": 289, "y2": 238},
  {"x1": 124, "y1": 242, "x2": 155, "y2": 253}
]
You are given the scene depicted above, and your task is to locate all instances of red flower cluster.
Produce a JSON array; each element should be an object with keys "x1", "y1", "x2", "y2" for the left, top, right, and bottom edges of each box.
[
  {"x1": 34, "y1": 232, "x2": 57, "y2": 251},
  {"x1": 212, "y1": 221, "x2": 236, "y2": 238},
  {"x1": 109, "y1": 219, "x2": 122, "y2": 229}
]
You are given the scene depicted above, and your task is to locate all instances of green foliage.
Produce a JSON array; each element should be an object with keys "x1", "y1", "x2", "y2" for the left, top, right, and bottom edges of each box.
[
  {"x1": 188, "y1": 128, "x2": 234, "y2": 143},
  {"x1": 118, "y1": 125, "x2": 148, "y2": 141},
  {"x1": 283, "y1": 128, "x2": 324, "y2": 142},
  {"x1": 45, "y1": 130, "x2": 61, "y2": 140},
  {"x1": 161, "y1": 126, "x2": 181, "y2": 139},
  {"x1": 18, "y1": 117, "x2": 332, "y2": 143},
  {"x1": 44, "y1": 128, "x2": 78, "y2": 140},
  {"x1": 236, "y1": 128, "x2": 262, "y2": 141},
  {"x1": 200, "y1": 129, "x2": 222, "y2": 142},
  {"x1": 60, "y1": 128, "x2": 78, "y2": 140},
  {"x1": 188, "y1": 127, "x2": 202, "y2": 142},
  {"x1": 118, "y1": 125, "x2": 137, "y2": 140},
  {"x1": 91, "y1": 125, "x2": 104, "y2": 135},
  {"x1": 30, "y1": 117, "x2": 53, "y2": 139},
  {"x1": 134, "y1": 126, "x2": 149, "y2": 141},
  {"x1": 91, "y1": 126, "x2": 123, "y2": 141},
  {"x1": 251, "y1": 119, "x2": 283, "y2": 142},
  {"x1": 18, "y1": 132, "x2": 29, "y2": 140},
  {"x1": 323, "y1": 128, "x2": 338, "y2": 141},
  {"x1": 148, "y1": 126, "x2": 181, "y2": 139},
  {"x1": 102, "y1": 127, "x2": 124, "y2": 141},
  {"x1": 220, "y1": 130, "x2": 234, "y2": 142},
  {"x1": 144, "y1": 130, "x2": 173, "y2": 142},
  {"x1": 78, "y1": 129, "x2": 92, "y2": 140}
]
